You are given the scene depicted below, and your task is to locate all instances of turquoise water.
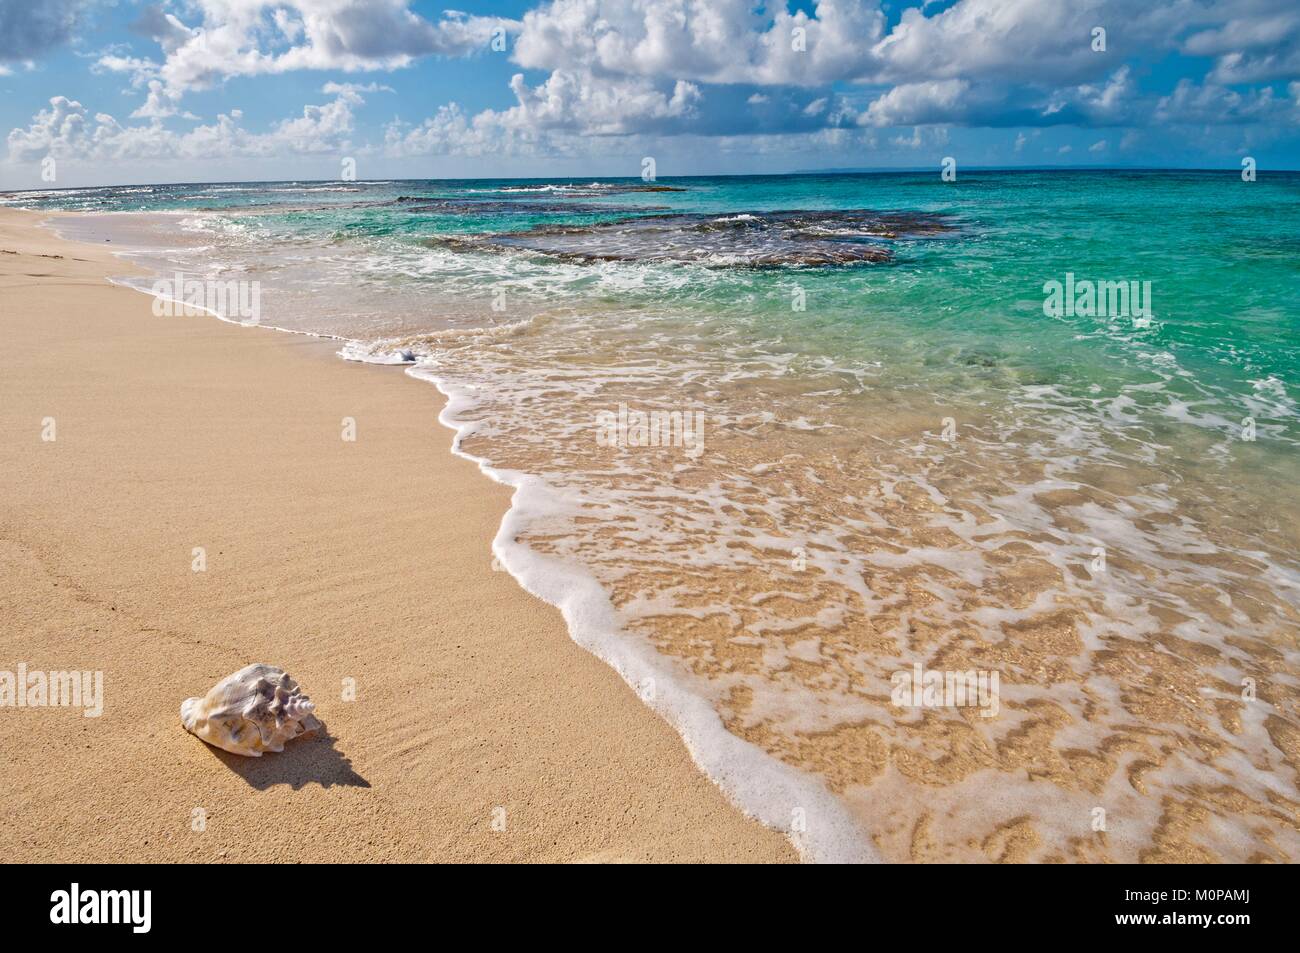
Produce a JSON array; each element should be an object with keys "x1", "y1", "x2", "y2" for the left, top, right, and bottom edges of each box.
[
  {"x1": 9, "y1": 171, "x2": 1300, "y2": 862},
  {"x1": 15, "y1": 171, "x2": 1299, "y2": 449}
]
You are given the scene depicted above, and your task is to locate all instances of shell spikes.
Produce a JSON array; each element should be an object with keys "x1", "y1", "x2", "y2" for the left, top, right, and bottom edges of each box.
[{"x1": 181, "y1": 664, "x2": 321, "y2": 757}]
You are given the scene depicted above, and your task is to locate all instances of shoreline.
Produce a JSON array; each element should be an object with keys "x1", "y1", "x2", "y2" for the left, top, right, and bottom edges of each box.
[
  {"x1": 42, "y1": 205, "x2": 877, "y2": 861},
  {"x1": 0, "y1": 206, "x2": 797, "y2": 863},
  {"x1": 421, "y1": 368, "x2": 878, "y2": 862}
]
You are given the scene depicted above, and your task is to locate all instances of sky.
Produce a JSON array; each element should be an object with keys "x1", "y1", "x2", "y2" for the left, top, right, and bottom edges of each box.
[{"x1": 0, "y1": 0, "x2": 1297, "y2": 188}]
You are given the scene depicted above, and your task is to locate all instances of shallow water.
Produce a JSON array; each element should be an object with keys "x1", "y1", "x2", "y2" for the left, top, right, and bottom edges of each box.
[{"x1": 9, "y1": 171, "x2": 1300, "y2": 861}]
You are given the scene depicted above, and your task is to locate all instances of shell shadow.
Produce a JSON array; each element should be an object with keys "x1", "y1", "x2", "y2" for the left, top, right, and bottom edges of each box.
[{"x1": 205, "y1": 726, "x2": 370, "y2": 790}]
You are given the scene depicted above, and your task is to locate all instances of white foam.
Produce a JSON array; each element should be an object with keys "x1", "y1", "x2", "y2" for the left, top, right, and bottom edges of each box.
[{"x1": 412, "y1": 364, "x2": 879, "y2": 863}]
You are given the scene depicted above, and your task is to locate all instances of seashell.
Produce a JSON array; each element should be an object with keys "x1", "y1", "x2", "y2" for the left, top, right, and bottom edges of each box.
[{"x1": 180, "y1": 664, "x2": 321, "y2": 757}]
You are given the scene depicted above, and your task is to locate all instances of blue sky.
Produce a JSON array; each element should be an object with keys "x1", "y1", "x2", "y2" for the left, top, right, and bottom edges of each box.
[{"x1": 1, "y1": 0, "x2": 1297, "y2": 188}]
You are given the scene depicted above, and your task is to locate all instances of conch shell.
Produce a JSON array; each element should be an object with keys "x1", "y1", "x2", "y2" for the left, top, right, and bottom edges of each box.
[{"x1": 181, "y1": 664, "x2": 321, "y2": 757}]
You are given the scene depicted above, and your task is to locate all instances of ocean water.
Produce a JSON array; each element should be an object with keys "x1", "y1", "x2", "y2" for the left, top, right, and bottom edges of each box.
[{"x1": 7, "y1": 171, "x2": 1300, "y2": 862}]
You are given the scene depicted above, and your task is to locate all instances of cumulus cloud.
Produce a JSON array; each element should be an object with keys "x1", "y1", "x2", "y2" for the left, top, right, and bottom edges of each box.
[
  {"x1": 1068, "y1": 66, "x2": 1139, "y2": 124},
  {"x1": 102, "y1": 1, "x2": 517, "y2": 95},
  {"x1": 7, "y1": 0, "x2": 1300, "y2": 170},
  {"x1": 7, "y1": 95, "x2": 88, "y2": 161},
  {"x1": 511, "y1": 0, "x2": 885, "y2": 87},
  {"x1": 851, "y1": 67, "x2": 1140, "y2": 130},
  {"x1": 504, "y1": 0, "x2": 1255, "y2": 89},
  {"x1": 382, "y1": 69, "x2": 701, "y2": 156},
  {"x1": 860, "y1": 79, "x2": 970, "y2": 127},
  {"x1": 6, "y1": 86, "x2": 375, "y2": 162},
  {"x1": 503, "y1": 70, "x2": 700, "y2": 134},
  {"x1": 131, "y1": 79, "x2": 196, "y2": 120},
  {"x1": 491, "y1": 0, "x2": 1300, "y2": 138},
  {"x1": 384, "y1": 103, "x2": 543, "y2": 158},
  {"x1": 1183, "y1": 2, "x2": 1300, "y2": 83},
  {"x1": 1155, "y1": 78, "x2": 1285, "y2": 125}
]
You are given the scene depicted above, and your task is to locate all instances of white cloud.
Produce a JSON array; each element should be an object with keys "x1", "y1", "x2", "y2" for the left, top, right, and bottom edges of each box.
[
  {"x1": 6, "y1": 87, "x2": 375, "y2": 163},
  {"x1": 1205, "y1": 46, "x2": 1300, "y2": 84},
  {"x1": 94, "y1": 54, "x2": 161, "y2": 81},
  {"x1": 6, "y1": 95, "x2": 88, "y2": 161},
  {"x1": 383, "y1": 68, "x2": 701, "y2": 156},
  {"x1": 384, "y1": 103, "x2": 543, "y2": 158},
  {"x1": 890, "y1": 127, "x2": 922, "y2": 149},
  {"x1": 9, "y1": 0, "x2": 1300, "y2": 173},
  {"x1": 131, "y1": 80, "x2": 196, "y2": 120},
  {"x1": 1155, "y1": 78, "x2": 1284, "y2": 124},
  {"x1": 502, "y1": 0, "x2": 1228, "y2": 91},
  {"x1": 1071, "y1": 66, "x2": 1137, "y2": 123},
  {"x1": 502, "y1": 69, "x2": 699, "y2": 135},
  {"x1": 860, "y1": 79, "x2": 970, "y2": 127},
  {"x1": 322, "y1": 81, "x2": 395, "y2": 96},
  {"x1": 106, "y1": 1, "x2": 517, "y2": 96},
  {"x1": 1183, "y1": 4, "x2": 1300, "y2": 83},
  {"x1": 511, "y1": 0, "x2": 886, "y2": 87}
]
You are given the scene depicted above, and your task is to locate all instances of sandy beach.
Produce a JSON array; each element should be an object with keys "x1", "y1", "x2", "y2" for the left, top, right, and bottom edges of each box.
[{"x1": 0, "y1": 207, "x2": 795, "y2": 863}]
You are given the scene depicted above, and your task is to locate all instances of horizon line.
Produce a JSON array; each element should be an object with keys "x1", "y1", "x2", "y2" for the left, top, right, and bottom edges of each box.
[{"x1": 3, "y1": 164, "x2": 1295, "y2": 195}]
